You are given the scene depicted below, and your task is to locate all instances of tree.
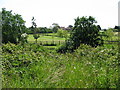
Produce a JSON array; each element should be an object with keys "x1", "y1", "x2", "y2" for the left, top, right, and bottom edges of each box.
[
  {"x1": 2, "y1": 8, "x2": 26, "y2": 44},
  {"x1": 31, "y1": 17, "x2": 40, "y2": 43},
  {"x1": 114, "y1": 26, "x2": 118, "y2": 29},
  {"x1": 67, "y1": 25, "x2": 73, "y2": 30},
  {"x1": 68, "y1": 25, "x2": 73, "y2": 28},
  {"x1": 114, "y1": 26, "x2": 120, "y2": 32},
  {"x1": 57, "y1": 29, "x2": 68, "y2": 38},
  {"x1": 57, "y1": 16, "x2": 103, "y2": 53},
  {"x1": 52, "y1": 23, "x2": 60, "y2": 33}
]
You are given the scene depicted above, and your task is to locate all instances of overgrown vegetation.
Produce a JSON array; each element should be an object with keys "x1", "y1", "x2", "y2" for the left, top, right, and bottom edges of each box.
[
  {"x1": 2, "y1": 43, "x2": 118, "y2": 88},
  {"x1": 57, "y1": 16, "x2": 104, "y2": 53},
  {"x1": 2, "y1": 8, "x2": 119, "y2": 88}
]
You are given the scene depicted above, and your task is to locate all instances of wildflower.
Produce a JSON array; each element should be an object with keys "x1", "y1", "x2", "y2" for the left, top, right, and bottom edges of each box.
[
  {"x1": 87, "y1": 62, "x2": 91, "y2": 65},
  {"x1": 100, "y1": 50, "x2": 104, "y2": 53},
  {"x1": 21, "y1": 33, "x2": 27, "y2": 38},
  {"x1": 74, "y1": 67, "x2": 76, "y2": 69},
  {"x1": 21, "y1": 33, "x2": 28, "y2": 44}
]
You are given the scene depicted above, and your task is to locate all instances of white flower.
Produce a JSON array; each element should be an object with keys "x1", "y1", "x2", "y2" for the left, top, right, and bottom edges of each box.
[
  {"x1": 21, "y1": 33, "x2": 27, "y2": 38},
  {"x1": 100, "y1": 50, "x2": 104, "y2": 53},
  {"x1": 74, "y1": 67, "x2": 76, "y2": 69},
  {"x1": 99, "y1": 30, "x2": 104, "y2": 32},
  {"x1": 88, "y1": 62, "x2": 91, "y2": 65}
]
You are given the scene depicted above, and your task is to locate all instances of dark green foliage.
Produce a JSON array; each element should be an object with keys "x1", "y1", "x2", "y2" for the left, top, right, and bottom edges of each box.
[
  {"x1": 2, "y1": 8, "x2": 26, "y2": 44},
  {"x1": 113, "y1": 26, "x2": 119, "y2": 32},
  {"x1": 71, "y1": 16, "x2": 104, "y2": 47},
  {"x1": 57, "y1": 39, "x2": 74, "y2": 53},
  {"x1": 52, "y1": 27, "x2": 58, "y2": 33},
  {"x1": 52, "y1": 23, "x2": 60, "y2": 33},
  {"x1": 27, "y1": 27, "x2": 53, "y2": 34},
  {"x1": 39, "y1": 27, "x2": 53, "y2": 33},
  {"x1": 57, "y1": 16, "x2": 104, "y2": 53},
  {"x1": 114, "y1": 26, "x2": 120, "y2": 29},
  {"x1": 68, "y1": 25, "x2": 73, "y2": 28},
  {"x1": 39, "y1": 27, "x2": 47, "y2": 33},
  {"x1": 25, "y1": 27, "x2": 33, "y2": 34}
]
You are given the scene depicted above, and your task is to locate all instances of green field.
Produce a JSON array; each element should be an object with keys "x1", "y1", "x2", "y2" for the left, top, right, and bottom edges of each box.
[
  {"x1": 27, "y1": 31, "x2": 119, "y2": 51},
  {"x1": 28, "y1": 33, "x2": 65, "y2": 41},
  {"x1": 28, "y1": 31, "x2": 118, "y2": 42},
  {"x1": 27, "y1": 33, "x2": 66, "y2": 45}
]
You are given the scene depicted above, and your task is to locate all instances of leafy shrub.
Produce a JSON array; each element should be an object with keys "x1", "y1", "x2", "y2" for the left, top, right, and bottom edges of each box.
[
  {"x1": 56, "y1": 29, "x2": 68, "y2": 38},
  {"x1": 2, "y1": 8, "x2": 27, "y2": 44},
  {"x1": 2, "y1": 43, "x2": 47, "y2": 69},
  {"x1": 57, "y1": 16, "x2": 104, "y2": 53},
  {"x1": 57, "y1": 40, "x2": 75, "y2": 53}
]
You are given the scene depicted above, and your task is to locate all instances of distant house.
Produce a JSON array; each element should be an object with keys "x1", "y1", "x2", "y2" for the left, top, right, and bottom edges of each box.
[
  {"x1": 60, "y1": 26, "x2": 72, "y2": 30},
  {"x1": 60, "y1": 27, "x2": 66, "y2": 30},
  {"x1": 66, "y1": 27, "x2": 72, "y2": 30}
]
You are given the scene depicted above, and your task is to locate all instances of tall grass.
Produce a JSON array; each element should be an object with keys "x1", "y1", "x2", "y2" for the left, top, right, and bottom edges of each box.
[{"x1": 2, "y1": 43, "x2": 118, "y2": 88}]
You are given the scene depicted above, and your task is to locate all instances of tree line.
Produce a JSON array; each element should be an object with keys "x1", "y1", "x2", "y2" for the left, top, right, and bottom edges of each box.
[
  {"x1": 2, "y1": 8, "x2": 118, "y2": 53},
  {"x1": 1, "y1": 8, "x2": 72, "y2": 44}
]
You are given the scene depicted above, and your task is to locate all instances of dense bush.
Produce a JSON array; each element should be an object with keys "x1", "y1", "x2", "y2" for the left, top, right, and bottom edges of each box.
[
  {"x1": 2, "y1": 8, "x2": 27, "y2": 44},
  {"x1": 57, "y1": 16, "x2": 104, "y2": 53}
]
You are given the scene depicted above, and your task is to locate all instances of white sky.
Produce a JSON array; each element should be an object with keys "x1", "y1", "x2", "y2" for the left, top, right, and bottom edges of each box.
[{"x1": 0, "y1": 0, "x2": 119, "y2": 29}]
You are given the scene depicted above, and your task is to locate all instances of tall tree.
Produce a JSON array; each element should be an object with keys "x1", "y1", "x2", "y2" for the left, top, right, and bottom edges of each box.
[
  {"x1": 52, "y1": 23, "x2": 60, "y2": 33},
  {"x1": 57, "y1": 16, "x2": 103, "y2": 53},
  {"x1": 2, "y1": 8, "x2": 26, "y2": 44},
  {"x1": 31, "y1": 17, "x2": 40, "y2": 43}
]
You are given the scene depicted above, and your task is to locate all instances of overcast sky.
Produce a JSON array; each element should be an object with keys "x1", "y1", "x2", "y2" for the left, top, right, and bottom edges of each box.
[{"x1": 0, "y1": 0, "x2": 119, "y2": 29}]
